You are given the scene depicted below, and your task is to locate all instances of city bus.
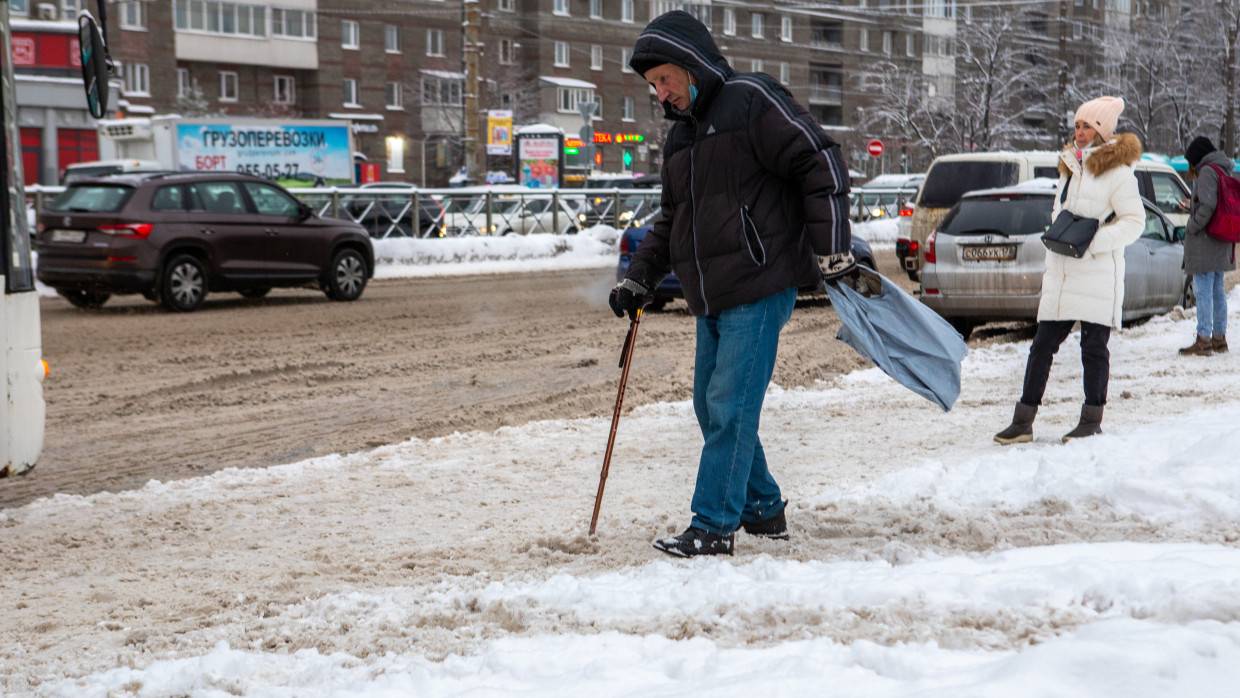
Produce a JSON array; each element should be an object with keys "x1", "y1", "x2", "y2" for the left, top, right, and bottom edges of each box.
[{"x1": 1, "y1": 1, "x2": 46, "y2": 477}]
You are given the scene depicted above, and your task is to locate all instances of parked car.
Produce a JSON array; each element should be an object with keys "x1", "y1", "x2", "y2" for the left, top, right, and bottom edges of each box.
[
  {"x1": 36, "y1": 172, "x2": 374, "y2": 312},
  {"x1": 898, "y1": 151, "x2": 1189, "y2": 282},
  {"x1": 917, "y1": 182, "x2": 1194, "y2": 339},
  {"x1": 345, "y1": 181, "x2": 446, "y2": 238},
  {"x1": 441, "y1": 185, "x2": 577, "y2": 236},
  {"x1": 850, "y1": 173, "x2": 924, "y2": 223},
  {"x1": 616, "y1": 212, "x2": 876, "y2": 311}
]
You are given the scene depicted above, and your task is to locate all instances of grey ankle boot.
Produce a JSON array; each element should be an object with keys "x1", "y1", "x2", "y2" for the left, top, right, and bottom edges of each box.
[
  {"x1": 994, "y1": 402, "x2": 1037, "y2": 444},
  {"x1": 1062, "y1": 404, "x2": 1104, "y2": 442}
]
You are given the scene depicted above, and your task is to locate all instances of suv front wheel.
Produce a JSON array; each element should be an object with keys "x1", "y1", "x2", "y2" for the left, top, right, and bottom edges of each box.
[
  {"x1": 323, "y1": 248, "x2": 367, "y2": 302},
  {"x1": 161, "y1": 254, "x2": 208, "y2": 312}
]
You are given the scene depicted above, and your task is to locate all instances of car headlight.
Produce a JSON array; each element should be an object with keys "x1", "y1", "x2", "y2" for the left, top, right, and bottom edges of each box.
[
  {"x1": 619, "y1": 211, "x2": 634, "y2": 222},
  {"x1": 487, "y1": 224, "x2": 497, "y2": 234},
  {"x1": 578, "y1": 213, "x2": 587, "y2": 223},
  {"x1": 870, "y1": 208, "x2": 885, "y2": 217}
]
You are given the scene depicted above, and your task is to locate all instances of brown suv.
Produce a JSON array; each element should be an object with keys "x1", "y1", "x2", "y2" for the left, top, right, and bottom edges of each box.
[{"x1": 36, "y1": 172, "x2": 374, "y2": 312}]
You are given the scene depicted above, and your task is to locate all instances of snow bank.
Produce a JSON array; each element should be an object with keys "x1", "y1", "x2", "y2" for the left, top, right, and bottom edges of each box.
[
  {"x1": 372, "y1": 226, "x2": 619, "y2": 279},
  {"x1": 853, "y1": 219, "x2": 900, "y2": 245}
]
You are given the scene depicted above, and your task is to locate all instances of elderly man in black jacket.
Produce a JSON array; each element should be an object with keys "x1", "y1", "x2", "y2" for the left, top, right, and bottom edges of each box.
[{"x1": 609, "y1": 11, "x2": 854, "y2": 557}]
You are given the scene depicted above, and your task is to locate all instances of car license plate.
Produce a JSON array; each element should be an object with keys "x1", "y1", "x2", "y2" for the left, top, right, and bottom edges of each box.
[
  {"x1": 50, "y1": 229, "x2": 86, "y2": 243},
  {"x1": 962, "y1": 244, "x2": 1016, "y2": 262}
]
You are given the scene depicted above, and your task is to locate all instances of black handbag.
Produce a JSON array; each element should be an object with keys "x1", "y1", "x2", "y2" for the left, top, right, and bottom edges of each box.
[{"x1": 1042, "y1": 172, "x2": 1109, "y2": 258}]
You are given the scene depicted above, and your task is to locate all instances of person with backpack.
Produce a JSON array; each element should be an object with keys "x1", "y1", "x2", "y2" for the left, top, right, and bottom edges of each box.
[
  {"x1": 1178, "y1": 136, "x2": 1236, "y2": 356},
  {"x1": 994, "y1": 96, "x2": 1144, "y2": 445}
]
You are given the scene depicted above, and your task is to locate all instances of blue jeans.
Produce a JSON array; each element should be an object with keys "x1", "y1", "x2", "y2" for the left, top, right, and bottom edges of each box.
[
  {"x1": 689, "y1": 287, "x2": 796, "y2": 535},
  {"x1": 1194, "y1": 272, "x2": 1228, "y2": 338}
]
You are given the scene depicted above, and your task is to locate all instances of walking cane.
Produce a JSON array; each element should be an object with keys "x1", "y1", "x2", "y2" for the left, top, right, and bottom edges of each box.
[{"x1": 589, "y1": 306, "x2": 645, "y2": 536}]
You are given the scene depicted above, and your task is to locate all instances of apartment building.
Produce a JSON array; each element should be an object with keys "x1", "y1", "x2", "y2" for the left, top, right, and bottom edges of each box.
[{"x1": 10, "y1": 0, "x2": 1137, "y2": 186}]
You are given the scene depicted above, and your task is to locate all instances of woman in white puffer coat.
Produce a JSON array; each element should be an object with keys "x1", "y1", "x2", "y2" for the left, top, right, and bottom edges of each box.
[{"x1": 995, "y1": 96, "x2": 1145, "y2": 444}]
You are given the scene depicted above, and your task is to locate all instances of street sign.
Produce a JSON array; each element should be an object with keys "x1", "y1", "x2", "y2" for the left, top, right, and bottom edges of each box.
[
  {"x1": 578, "y1": 100, "x2": 599, "y2": 120},
  {"x1": 867, "y1": 139, "x2": 885, "y2": 158},
  {"x1": 579, "y1": 125, "x2": 593, "y2": 142}
]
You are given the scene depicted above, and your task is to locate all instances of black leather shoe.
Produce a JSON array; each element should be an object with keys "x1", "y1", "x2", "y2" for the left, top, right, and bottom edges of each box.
[
  {"x1": 741, "y1": 502, "x2": 789, "y2": 540},
  {"x1": 652, "y1": 527, "x2": 735, "y2": 557}
]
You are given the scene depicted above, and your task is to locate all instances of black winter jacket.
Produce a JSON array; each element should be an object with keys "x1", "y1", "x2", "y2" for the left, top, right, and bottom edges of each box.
[{"x1": 624, "y1": 11, "x2": 852, "y2": 316}]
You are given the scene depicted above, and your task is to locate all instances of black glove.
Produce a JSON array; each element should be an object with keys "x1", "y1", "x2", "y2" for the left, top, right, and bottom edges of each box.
[{"x1": 609, "y1": 278, "x2": 650, "y2": 319}]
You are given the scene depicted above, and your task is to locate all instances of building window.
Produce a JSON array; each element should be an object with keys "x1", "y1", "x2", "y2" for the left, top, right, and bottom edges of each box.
[
  {"x1": 907, "y1": 34, "x2": 915, "y2": 57},
  {"x1": 780, "y1": 15, "x2": 792, "y2": 42},
  {"x1": 122, "y1": 62, "x2": 150, "y2": 96},
  {"x1": 422, "y1": 77, "x2": 463, "y2": 105},
  {"x1": 498, "y1": 0, "x2": 514, "y2": 11},
  {"x1": 342, "y1": 78, "x2": 359, "y2": 107},
  {"x1": 427, "y1": 29, "x2": 444, "y2": 56},
  {"x1": 590, "y1": 0, "x2": 602, "y2": 18},
  {"x1": 121, "y1": 0, "x2": 147, "y2": 29},
  {"x1": 557, "y1": 87, "x2": 595, "y2": 114},
  {"x1": 622, "y1": 0, "x2": 634, "y2": 23},
  {"x1": 723, "y1": 8, "x2": 735, "y2": 35},
  {"x1": 174, "y1": 1, "x2": 268, "y2": 38},
  {"x1": 591, "y1": 44, "x2": 603, "y2": 70},
  {"x1": 386, "y1": 136, "x2": 405, "y2": 173},
  {"x1": 623, "y1": 95, "x2": 635, "y2": 121},
  {"x1": 385, "y1": 82, "x2": 403, "y2": 109},
  {"x1": 500, "y1": 38, "x2": 515, "y2": 64},
  {"x1": 554, "y1": 0, "x2": 569, "y2": 16},
  {"x1": 176, "y1": 67, "x2": 192, "y2": 97},
  {"x1": 342, "y1": 20, "x2": 359, "y2": 49},
  {"x1": 10, "y1": 0, "x2": 28, "y2": 15},
  {"x1": 385, "y1": 24, "x2": 400, "y2": 53},
  {"x1": 860, "y1": 29, "x2": 869, "y2": 52},
  {"x1": 219, "y1": 70, "x2": 238, "y2": 102},
  {"x1": 622, "y1": 48, "x2": 632, "y2": 73},
  {"x1": 751, "y1": 12, "x2": 764, "y2": 39},
  {"x1": 271, "y1": 7, "x2": 316, "y2": 39},
  {"x1": 882, "y1": 31, "x2": 893, "y2": 56},
  {"x1": 779, "y1": 62, "x2": 789, "y2": 85},
  {"x1": 554, "y1": 41, "x2": 570, "y2": 67},
  {"x1": 274, "y1": 74, "x2": 295, "y2": 104},
  {"x1": 750, "y1": 59, "x2": 763, "y2": 73}
]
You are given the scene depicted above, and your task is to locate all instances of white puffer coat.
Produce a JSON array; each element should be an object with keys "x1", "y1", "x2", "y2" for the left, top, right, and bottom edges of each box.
[{"x1": 1038, "y1": 133, "x2": 1145, "y2": 329}]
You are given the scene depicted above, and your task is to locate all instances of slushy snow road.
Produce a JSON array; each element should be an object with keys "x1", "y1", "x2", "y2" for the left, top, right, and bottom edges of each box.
[{"x1": 5, "y1": 260, "x2": 1237, "y2": 697}]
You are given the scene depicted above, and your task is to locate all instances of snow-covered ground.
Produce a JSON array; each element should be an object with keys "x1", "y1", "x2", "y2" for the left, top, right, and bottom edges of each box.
[{"x1": 7, "y1": 288, "x2": 1240, "y2": 694}]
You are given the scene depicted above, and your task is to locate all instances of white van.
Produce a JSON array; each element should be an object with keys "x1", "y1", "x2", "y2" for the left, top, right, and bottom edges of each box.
[{"x1": 898, "y1": 150, "x2": 1190, "y2": 281}]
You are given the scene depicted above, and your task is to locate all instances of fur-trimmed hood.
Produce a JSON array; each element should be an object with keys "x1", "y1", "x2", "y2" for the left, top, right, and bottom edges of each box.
[{"x1": 1057, "y1": 132, "x2": 1143, "y2": 178}]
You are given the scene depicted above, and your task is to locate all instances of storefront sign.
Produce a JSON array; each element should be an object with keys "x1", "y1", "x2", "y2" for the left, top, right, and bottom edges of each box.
[{"x1": 592, "y1": 132, "x2": 646, "y2": 145}]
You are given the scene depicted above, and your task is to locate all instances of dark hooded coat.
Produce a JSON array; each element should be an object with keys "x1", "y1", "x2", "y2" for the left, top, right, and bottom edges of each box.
[{"x1": 623, "y1": 11, "x2": 852, "y2": 316}]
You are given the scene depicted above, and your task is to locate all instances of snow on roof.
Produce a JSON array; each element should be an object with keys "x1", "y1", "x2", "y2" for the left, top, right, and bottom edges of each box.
[
  {"x1": 11, "y1": 18, "x2": 77, "y2": 33},
  {"x1": 964, "y1": 177, "x2": 1060, "y2": 198},
  {"x1": 14, "y1": 75, "x2": 81, "y2": 85},
  {"x1": 420, "y1": 69, "x2": 466, "y2": 80},
  {"x1": 539, "y1": 75, "x2": 598, "y2": 89},
  {"x1": 516, "y1": 123, "x2": 563, "y2": 135},
  {"x1": 328, "y1": 112, "x2": 384, "y2": 121}
]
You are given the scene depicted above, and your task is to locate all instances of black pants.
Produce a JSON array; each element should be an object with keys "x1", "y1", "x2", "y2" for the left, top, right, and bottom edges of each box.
[{"x1": 1020, "y1": 320, "x2": 1112, "y2": 407}]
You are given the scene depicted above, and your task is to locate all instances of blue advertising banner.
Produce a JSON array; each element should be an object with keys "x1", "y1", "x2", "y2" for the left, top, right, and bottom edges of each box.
[{"x1": 175, "y1": 122, "x2": 353, "y2": 187}]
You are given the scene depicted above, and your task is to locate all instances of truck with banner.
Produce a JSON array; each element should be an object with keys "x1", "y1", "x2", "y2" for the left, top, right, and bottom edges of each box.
[{"x1": 82, "y1": 115, "x2": 356, "y2": 187}]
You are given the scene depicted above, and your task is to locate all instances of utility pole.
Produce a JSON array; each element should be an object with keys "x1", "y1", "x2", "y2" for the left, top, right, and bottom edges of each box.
[
  {"x1": 464, "y1": 0, "x2": 483, "y2": 180},
  {"x1": 1057, "y1": 0, "x2": 1069, "y2": 146}
]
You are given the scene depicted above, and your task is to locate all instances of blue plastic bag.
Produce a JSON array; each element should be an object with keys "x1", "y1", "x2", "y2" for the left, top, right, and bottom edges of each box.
[{"x1": 823, "y1": 275, "x2": 967, "y2": 411}]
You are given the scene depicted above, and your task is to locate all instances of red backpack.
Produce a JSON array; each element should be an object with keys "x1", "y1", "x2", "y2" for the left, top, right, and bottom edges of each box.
[{"x1": 1205, "y1": 163, "x2": 1240, "y2": 243}]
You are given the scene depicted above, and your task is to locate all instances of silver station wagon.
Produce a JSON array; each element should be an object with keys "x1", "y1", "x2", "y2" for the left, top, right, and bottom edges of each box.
[{"x1": 919, "y1": 181, "x2": 1193, "y2": 339}]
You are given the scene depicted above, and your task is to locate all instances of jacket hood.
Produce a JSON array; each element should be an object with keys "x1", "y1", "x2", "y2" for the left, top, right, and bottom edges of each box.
[
  {"x1": 628, "y1": 10, "x2": 733, "y2": 120},
  {"x1": 1058, "y1": 132, "x2": 1143, "y2": 178},
  {"x1": 1197, "y1": 149, "x2": 1234, "y2": 173}
]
